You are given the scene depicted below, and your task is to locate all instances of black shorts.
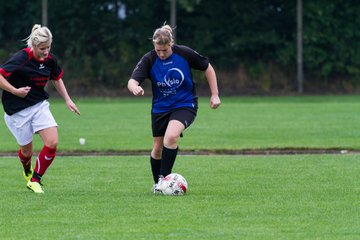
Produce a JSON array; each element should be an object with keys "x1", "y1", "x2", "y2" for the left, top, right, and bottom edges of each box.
[{"x1": 152, "y1": 108, "x2": 197, "y2": 137}]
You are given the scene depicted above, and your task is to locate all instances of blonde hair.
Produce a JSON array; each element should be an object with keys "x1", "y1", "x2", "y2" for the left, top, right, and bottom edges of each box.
[
  {"x1": 152, "y1": 24, "x2": 174, "y2": 46},
  {"x1": 25, "y1": 24, "x2": 52, "y2": 48}
]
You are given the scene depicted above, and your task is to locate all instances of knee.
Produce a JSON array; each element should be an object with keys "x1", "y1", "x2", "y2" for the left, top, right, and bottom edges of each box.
[
  {"x1": 20, "y1": 143, "x2": 33, "y2": 158},
  {"x1": 164, "y1": 134, "x2": 179, "y2": 148},
  {"x1": 21, "y1": 149, "x2": 33, "y2": 158},
  {"x1": 152, "y1": 146, "x2": 163, "y2": 159},
  {"x1": 45, "y1": 139, "x2": 58, "y2": 149}
]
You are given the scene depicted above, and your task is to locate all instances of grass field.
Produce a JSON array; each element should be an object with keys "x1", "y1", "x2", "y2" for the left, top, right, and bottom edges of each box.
[
  {"x1": 1, "y1": 95, "x2": 360, "y2": 152},
  {"x1": 0, "y1": 154, "x2": 359, "y2": 239},
  {"x1": 1, "y1": 96, "x2": 360, "y2": 239}
]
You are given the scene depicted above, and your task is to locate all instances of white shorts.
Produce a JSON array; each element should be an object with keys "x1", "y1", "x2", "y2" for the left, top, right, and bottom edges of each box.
[{"x1": 4, "y1": 100, "x2": 58, "y2": 146}]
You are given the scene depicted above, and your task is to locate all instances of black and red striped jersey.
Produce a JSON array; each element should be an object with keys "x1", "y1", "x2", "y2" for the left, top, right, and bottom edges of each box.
[{"x1": 0, "y1": 48, "x2": 63, "y2": 115}]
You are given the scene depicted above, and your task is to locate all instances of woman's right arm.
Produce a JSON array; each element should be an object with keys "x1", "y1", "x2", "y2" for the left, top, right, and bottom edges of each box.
[
  {"x1": 127, "y1": 79, "x2": 144, "y2": 96},
  {"x1": 0, "y1": 74, "x2": 31, "y2": 98}
]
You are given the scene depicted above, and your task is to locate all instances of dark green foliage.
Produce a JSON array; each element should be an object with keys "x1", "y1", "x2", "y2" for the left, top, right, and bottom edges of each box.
[
  {"x1": 0, "y1": 0, "x2": 358, "y2": 94},
  {"x1": 304, "y1": 1, "x2": 360, "y2": 79}
]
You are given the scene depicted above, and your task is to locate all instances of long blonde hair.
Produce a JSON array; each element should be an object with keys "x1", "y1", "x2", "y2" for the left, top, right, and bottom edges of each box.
[
  {"x1": 152, "y1": 24, "x2": 174, "y2": 46},
  {"x1": 24, "y1": 24, "x2": 52, "y2": 48}
]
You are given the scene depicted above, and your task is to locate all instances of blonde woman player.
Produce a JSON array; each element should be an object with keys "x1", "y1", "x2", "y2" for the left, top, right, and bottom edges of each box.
[
  {"x1": 128, "y1": 24, "x2": 221, "y2": 193},
  {"x1": 0, "y1": 24, "x2": 80, "y2": 193}
]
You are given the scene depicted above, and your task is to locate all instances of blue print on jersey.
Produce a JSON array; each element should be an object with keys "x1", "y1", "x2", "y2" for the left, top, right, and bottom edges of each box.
[{"x1": 150, "y1": 54, "x2": 194, "y2": 113}]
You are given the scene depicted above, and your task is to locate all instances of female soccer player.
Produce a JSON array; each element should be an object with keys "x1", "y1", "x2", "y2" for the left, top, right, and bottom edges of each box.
[
  {"x1": 0, "y1": 24, "x2": 80, "y2": 193},
  {"x1": 128, "y1": 24, "x2": 221, "y2": 193}
]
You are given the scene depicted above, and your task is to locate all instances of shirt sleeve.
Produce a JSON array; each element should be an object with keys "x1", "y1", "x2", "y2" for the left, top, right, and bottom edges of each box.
[
  {"x1": 176, "y1": 45, "x2": 209, "y2": 71},
  {"x1": 49, "y1": 54, "x2": 64, "y2": 80},
  {"x1": 130, "y1": 52, "x2": 153, "y2": 84},
  {"x1": 0, "y1": 50, "x2": 29, "y2": 77}
]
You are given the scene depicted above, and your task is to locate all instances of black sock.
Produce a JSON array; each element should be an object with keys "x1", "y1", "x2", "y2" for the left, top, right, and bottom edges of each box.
[
  {"x1": 160, "y1": 146, "x2": 178, "y2": 177},
  {"x1": 150, "y1": 156, "x2": 161, "y2": 183},
  {"x1": 31, "y1": 171, "x2": 42, "y2": 182}
]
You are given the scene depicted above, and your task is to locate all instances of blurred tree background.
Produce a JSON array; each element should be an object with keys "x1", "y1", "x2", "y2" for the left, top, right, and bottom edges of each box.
[{"x1": 0, "y1": 0, "x2": 359, "y2": 96}]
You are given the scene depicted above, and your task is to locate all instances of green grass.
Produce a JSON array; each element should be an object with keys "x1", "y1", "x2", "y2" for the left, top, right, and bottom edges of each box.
[
  {"x1": 0, "y1": 154, "x2": 359, "y2": 239},
  {"x1": 1, "y1": 96, "x2": 360, "y2": 239},
  {"x1": 1, "y1": 95, "x2": 360, "y2": 152}
]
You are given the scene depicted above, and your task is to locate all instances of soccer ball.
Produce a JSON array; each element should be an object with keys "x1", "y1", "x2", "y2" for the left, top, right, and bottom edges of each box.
[{"x1": 160, "y1": 173, "x2": 188, "y2": 196}]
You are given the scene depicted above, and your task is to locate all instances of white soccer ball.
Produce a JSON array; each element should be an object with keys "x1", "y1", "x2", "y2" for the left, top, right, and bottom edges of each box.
[{"x1": 160, "y1": 173, "x2": 188, "y2": 196}]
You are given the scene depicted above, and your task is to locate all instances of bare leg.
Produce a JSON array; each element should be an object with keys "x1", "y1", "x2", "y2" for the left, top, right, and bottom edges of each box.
[{"x1": 161, "y1": 120, "x2": 185, "y2": 176}]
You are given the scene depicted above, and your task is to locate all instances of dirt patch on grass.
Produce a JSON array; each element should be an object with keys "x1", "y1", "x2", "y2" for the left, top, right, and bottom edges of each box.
[{"x1": 0, "y1": 148, "x2": 357, "y2": 157}]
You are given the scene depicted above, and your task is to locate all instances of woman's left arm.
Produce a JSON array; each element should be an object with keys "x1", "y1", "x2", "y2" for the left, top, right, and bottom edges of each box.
[
  {"x1": 52, "y1": 79, "x2": 80, "y2": 115},
  {"x1": 204, "y1": 63, "x2": 221, "y2": 109}
]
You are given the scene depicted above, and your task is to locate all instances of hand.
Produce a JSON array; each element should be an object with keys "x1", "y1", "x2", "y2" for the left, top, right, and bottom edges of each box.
[
  {"x1": 13, "y1": 86, "x2": 31, "y2": 98},
  {"x1": 210, "y1": 95, "x2": 221, "y2": 109},
  {"x1": 66, "y1": 99, "x2": 80, "y2": 115},
  {"x1": 130, "y1": 85, "x2": 144, "y2": 96}
]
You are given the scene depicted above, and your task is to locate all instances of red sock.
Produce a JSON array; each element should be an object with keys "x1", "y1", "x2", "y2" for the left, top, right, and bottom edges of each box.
[
  {"x1": 18, "y1": 149, "x2": 32, "y2": 173},
  {"x1": 32, "y1": 145, "x2": 56, "y2": 181}
]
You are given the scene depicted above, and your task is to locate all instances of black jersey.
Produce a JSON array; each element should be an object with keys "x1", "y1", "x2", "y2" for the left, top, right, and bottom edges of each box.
[
  {"x1": 0, "y1": 48, "x2": 63, "y2": 115},
  {"x1": 131, "y1": 44, "x2": 209, "y2": 113}
]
